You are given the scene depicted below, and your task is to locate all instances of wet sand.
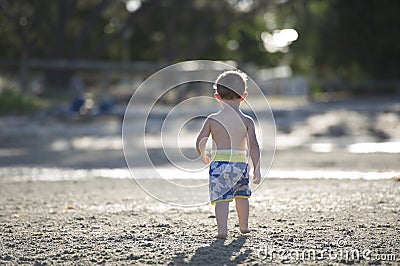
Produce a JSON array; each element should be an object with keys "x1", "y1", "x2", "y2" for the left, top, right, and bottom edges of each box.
[{"x1": 1, "y1": 177, "x2": 399, "y2": 265}]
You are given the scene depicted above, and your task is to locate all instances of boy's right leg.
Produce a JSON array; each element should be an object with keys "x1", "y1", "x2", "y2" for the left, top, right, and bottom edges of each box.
[
  {"x1": 215, "y1": 202, "x2": 229, "y2": 238},
  {"x1": 235, "y1": 197, "x2": 250, "y2": 234}
]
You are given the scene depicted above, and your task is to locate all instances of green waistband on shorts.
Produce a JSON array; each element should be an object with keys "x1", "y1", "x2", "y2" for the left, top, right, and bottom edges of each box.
[{"x1": 211, "y1": 151, "x2": 247, "y2": 163}]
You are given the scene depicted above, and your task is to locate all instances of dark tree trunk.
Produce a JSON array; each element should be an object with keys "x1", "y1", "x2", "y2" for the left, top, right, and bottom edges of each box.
[
  {"x1": 44, "y1": 0, "x2": 74, "y2": 92},
  {"x1": 44, "y1": 69, "x2": 74, "y2": 91}
]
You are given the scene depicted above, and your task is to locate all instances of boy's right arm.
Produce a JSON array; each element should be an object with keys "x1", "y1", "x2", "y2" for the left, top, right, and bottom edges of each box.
[
  {"x1": 247, "y1": 118, "x2": 261, "y2": 184},
  {"x1": 196, "y1": 118, "x2": 211, "y2": 164}
]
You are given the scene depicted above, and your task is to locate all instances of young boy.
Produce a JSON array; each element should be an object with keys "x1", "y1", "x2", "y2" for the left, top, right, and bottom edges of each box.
[{"x1": 196, "y1": 70, "x2": 261, "y2": 239}]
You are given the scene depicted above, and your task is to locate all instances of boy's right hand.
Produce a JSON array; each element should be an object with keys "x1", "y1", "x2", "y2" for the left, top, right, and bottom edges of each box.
[{"x1": 253, "y1": 171, "x2": 261, "y2": 184}]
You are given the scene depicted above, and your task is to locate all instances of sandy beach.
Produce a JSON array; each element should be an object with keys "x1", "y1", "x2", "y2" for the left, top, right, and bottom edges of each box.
[
  {"x1": 1, "y1": 97, "x2": 399, "y2": 264},
  {"x1": 1, "y1": 177, "x2": 399, "y2": 265}
]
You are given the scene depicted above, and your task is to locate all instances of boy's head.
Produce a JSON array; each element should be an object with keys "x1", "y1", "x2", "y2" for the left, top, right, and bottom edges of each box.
[{"x1": 213, "y1": 70, "x2": 247, "y2": 100}]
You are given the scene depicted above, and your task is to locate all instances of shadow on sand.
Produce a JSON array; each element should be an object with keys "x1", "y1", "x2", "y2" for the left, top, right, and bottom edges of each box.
[{"x1": 172, "y1": 235, "x2": 251, "y2": 265}]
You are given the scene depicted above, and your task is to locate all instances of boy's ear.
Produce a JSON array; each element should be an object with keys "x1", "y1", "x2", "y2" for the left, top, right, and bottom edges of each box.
[
  {"x1": 214, "y1": 93, "x2": 222, "y2": 101},
  {"x1": 240, "y1": 92, "x2": 248, "y2": 101}
]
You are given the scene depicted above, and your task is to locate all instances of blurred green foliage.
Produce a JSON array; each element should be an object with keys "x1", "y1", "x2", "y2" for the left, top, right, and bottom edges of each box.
[
  {"x1": 0, "y1": 89, "x2": 47, "y2": 114},
  {"x1": 283, "y1": 0, "x2": 400, "y2": 81},
  {"x1": 0, "y1": 0, "x2": 273, "y2": 62},
  {"x1": 0, "y1": 0, "x2": 399, "y2": 91}
]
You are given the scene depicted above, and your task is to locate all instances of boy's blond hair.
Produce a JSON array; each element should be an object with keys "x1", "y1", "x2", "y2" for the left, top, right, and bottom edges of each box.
[{"x1": 213, "y1": 70, "x2": 248, "y2": 100}]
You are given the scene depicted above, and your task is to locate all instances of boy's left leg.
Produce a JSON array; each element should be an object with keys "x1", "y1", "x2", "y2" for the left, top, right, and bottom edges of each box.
[
  {"x1": 215, "y1": 202, "x2": 229, "y2": 238},
  {"x1": 235, "y1": 197, "x2": 250, "y2": 233}
]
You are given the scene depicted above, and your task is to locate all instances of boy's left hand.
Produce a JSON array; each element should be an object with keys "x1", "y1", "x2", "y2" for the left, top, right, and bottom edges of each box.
[{"x1": 201, "y1": 151, "x2": 211, "y2": 165}]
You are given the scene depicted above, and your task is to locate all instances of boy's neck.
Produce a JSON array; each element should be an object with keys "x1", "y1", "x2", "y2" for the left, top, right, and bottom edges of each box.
[{"x1": 221, "y1": 100, "x2": 241, "y2": 110}]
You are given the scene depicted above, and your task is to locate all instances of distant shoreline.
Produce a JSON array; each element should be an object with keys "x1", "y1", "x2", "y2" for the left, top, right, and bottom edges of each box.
[{"x1": 0, "y1": 167, "x2": 399, "y2": 184}]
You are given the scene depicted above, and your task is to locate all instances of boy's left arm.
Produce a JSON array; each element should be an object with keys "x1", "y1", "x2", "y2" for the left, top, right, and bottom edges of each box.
[{"x1": 196, "y1": 118, "x2": 211, "y2": 164}]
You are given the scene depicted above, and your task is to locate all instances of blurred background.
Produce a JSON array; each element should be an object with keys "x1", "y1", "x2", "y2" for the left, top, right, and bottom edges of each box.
[{"x1": 0, "y1": 0, "x2": 399, "y2": 181}]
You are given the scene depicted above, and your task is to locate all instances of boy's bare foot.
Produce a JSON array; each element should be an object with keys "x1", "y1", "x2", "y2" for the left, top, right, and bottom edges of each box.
[
  {"x1": 215, "y1": 233, "x2": 227, "y2": 239},
  {"x1": 240, "y1": 228, "x2": 250, "y2": 234}
]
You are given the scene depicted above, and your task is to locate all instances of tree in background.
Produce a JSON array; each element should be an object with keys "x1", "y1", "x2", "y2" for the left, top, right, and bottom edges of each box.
[
  {"x1": 319, "y1": 0, "x2": 400, "y2": 82},
  {"x1": 0, "y1": 0, "x2": 157, "y2": 89},
  {"x1": 1, "y1": 0, "x2": 400, "y2": 93},
  {"x1": 284, "y1": 0, "x2": 400, "y2": 91},
  {"x1": 0, "y1": 0, "x2": 275, "y2": 91}
]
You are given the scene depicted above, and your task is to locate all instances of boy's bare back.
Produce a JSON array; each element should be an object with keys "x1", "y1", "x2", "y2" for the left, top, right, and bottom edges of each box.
[
  {"x1": 196, "y1": 69, "x2": 261, "y2": 183},
  {"x1": 203, "y1": 108, "x2": 254, "y2": 151}
]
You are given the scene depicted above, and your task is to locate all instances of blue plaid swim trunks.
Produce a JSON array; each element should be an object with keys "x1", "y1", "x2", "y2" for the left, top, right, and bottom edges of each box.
[{"x1": 209, "y1": 151, "x2": 251, "y2": 205}]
